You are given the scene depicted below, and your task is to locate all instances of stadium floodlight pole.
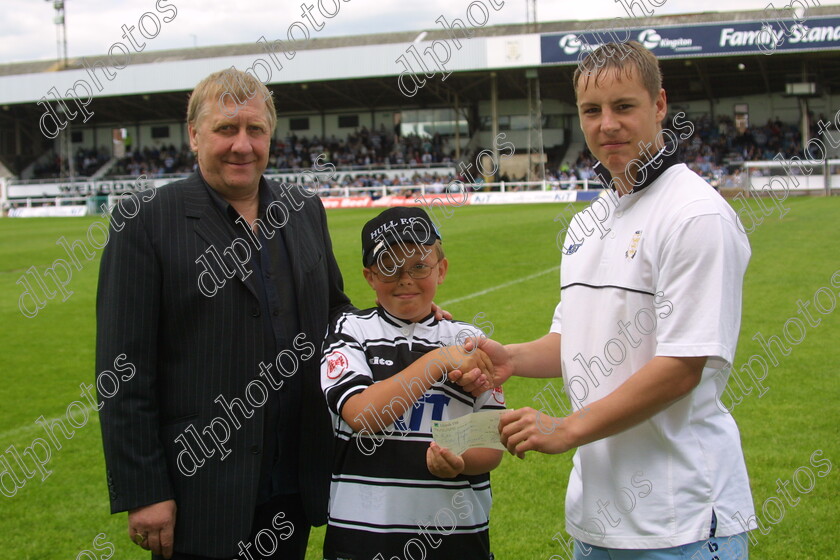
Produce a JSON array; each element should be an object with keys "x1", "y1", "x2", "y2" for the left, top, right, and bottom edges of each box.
[
  {"x1": 45, "y1": 0, "x2": 69, "y2": 69},
  {"x1": 45, "y1": 0, "x2": 74, "y2": 181},
  {"x1": 526, "y1": 0, "x2": 538, "y2": 34}
]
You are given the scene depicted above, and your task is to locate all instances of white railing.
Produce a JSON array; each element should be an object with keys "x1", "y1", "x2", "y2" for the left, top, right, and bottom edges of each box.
[
  {"x1": 313, "y1": 180, "x2": 585, "y2": 199},
  {"x1": 742, "y1": 159, "x2": 840, "y2": 196},
  {"x1": 5, "y1": 165, "x2": 840, "y2": 216},
  {"x1": 7, "y1": 161, "x2": 458, "y2": 186},
  {"x1": 6, "y1": 195, "x2": 90, "y2": 208}
]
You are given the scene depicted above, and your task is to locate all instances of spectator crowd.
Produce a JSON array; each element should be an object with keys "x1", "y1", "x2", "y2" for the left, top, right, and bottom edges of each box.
[
  {"x1": 556, "y1": 112, "x2": 838, "y2": 189},
  {"x1": 30, "y1": 117, "x2": 838, "y2": 193},
  {"x1": 32, "y1": 126, "x2": 457, "y2": 181}
]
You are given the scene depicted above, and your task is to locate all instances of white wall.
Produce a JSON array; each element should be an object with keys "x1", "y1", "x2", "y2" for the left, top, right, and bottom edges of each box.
[
  {"x1": 135, "y1": 122, "x2": 188, "y2": 149},
  {"x1": 64, "y1": 108, "x2": 404, "y2": 155},
  {"x1": 273, "y1": 110, "x2": 396, "y2": 139},
  {"x1": 475, "y1": 129, "x2": 565, "y2": 151},
  {"x1": 475, "y1": 98, "x2": 574, "y2": 150},
  {"x1": 671, "y1": 92, "x2": 840, "y2": 130}
]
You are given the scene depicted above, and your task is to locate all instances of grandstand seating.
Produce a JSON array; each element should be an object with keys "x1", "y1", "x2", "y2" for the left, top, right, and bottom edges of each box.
[{"x1": 20, "y1": 115, "x2": 840, "y2": 200}]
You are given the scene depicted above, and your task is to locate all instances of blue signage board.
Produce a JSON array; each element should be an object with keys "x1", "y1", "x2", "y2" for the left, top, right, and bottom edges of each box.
[{"x1": 541, "y1": 16, "x2": 840, "y2": 64}]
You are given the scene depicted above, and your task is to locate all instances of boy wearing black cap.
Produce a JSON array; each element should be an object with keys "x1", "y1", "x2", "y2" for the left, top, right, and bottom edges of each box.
[{"x1": 320, "y1": 206, "x2": 504, "y2": 560}]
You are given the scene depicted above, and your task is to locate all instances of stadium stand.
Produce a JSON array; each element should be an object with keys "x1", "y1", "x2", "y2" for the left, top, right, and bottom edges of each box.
[{"x1": 2, "y1": 5, "x2": 839, "y2": 215}]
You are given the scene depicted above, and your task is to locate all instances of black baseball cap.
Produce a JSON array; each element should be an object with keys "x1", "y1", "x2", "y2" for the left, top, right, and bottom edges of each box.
[{"x1": 361, "y1": 206, "x2": 441, "y2": 267}]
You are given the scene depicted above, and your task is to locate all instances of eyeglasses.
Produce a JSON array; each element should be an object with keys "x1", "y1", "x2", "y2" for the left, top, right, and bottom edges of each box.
[{"x1": 371, "y1": 260, "x2": 440, "y2": 283}]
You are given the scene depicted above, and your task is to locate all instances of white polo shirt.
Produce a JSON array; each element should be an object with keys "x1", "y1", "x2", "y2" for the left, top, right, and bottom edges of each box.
[{"x1": 552, "y1": 151, "x2": 755, "y2": 548}]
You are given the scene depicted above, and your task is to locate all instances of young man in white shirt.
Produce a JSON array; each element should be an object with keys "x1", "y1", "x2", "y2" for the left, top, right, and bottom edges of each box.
[{"x1": 466, "y1": 41, "x2": 754, "y2": 559}]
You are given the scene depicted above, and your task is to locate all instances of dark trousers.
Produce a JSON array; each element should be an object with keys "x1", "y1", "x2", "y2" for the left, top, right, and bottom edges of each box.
[{"x1": 153, "y1": 493, "x2": 311, "y2": 560}]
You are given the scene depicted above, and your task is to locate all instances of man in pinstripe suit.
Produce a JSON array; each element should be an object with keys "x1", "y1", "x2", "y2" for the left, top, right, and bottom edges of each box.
[{"x1": 96, "y1": 68, "x2": 354, "y2": 559}]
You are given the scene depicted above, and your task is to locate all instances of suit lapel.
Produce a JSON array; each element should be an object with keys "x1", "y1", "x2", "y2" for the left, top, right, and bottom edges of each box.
[{"x1": 183, "y1": 175, "x2": 260, "y2": 301}]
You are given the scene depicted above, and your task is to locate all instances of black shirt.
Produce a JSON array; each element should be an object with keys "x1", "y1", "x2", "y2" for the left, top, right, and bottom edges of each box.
[{"x1": 202, "y1": 175, "x2": 302, "y2": 501}]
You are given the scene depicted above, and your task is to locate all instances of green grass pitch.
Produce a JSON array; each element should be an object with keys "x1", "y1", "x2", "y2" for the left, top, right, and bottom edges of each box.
[{"x1": 0, "y1": 198, "x2": 837, "y2": 559}]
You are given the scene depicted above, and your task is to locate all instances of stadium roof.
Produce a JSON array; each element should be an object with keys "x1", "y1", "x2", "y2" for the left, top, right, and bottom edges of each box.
[{"x1": 2, "y1": 5, "x2": 839, "y2": 76}]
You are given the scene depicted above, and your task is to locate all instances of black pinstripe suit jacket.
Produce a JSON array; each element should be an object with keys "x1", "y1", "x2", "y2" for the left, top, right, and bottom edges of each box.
[{"x1": 96, "y1": 173, "x2": 352, "y2": 557}]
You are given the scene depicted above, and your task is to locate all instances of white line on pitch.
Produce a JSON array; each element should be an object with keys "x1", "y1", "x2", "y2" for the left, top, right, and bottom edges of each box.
[
  {"x1": 1, "y1": 268, "x2": 560, "y2": 442},
  {"x1": 440, "y1": 265, "x2": 560, "y2": 307},
  {"x1": 0, "y1": 404, "x2": 98, "y2": 443}
]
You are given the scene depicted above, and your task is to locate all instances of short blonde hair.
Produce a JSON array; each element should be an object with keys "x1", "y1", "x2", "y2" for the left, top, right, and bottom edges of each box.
[
  {"x1": 574, "y1": 41, "x2": 662, "y2": 102},
  {"x1": 186, "y1": 68, "x2": 276, "y2": 132},
  {"x1": 432, "y1": 239, "x2": 445, "y2": 261}
]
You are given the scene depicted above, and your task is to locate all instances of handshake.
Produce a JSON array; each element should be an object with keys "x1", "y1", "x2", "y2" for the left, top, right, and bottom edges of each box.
[{"x1": 445, "y1": 336, "x2": 514, "y2": 396}]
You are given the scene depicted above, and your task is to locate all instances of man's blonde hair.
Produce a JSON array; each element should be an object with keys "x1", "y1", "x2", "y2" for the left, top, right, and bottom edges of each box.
[
  {"x1": 573, "y1": 41, "x2": 662, "y2": 102},
  {"x1": 186, "y1": 68, "x2": 276, "y2": 132}
]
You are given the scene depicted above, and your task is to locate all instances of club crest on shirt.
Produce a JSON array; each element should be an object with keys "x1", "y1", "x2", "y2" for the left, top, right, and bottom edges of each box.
[
  {"x1": 326, "y1": 351, "x2": 349, "y2": 379},
  {"x1": 492, "y1": 387, "x2": 505, "y2": 405},
  {"x1": 565, "y1": 241, "x2": 584, "y2": 255},
  {"x1": 625, "y1": 230, "x2": 643, "y2": 260}
]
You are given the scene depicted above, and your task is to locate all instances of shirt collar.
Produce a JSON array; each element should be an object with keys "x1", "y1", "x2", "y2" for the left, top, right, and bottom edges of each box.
[
  {"x1": 377, "y1": 306, "x2": 437, "y2": 328},
  {"x1": 200, "y1": 171, "x2": 271, "y2": 219},
  {"x1": 593, "y1": 137, "x2": 681, "y2": 195}
]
